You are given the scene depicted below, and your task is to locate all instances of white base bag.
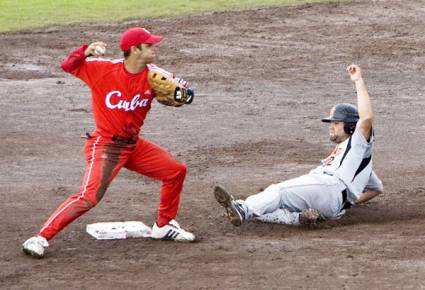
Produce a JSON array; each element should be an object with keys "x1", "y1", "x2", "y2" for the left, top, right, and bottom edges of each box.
[{"x1": 86, "y1": 221, "x2": 152, "y2": 240}]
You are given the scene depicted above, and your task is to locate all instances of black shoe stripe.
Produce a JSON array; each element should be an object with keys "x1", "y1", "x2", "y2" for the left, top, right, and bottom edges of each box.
[
  {"x1": 162, "y1": 229, "x2": 179, "y2": 240},
  {"x1": 166, "y1": 230, "x2": 173, "y2": 239}
]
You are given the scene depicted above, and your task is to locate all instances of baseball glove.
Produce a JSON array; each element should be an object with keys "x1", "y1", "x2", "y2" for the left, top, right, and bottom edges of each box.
[{"x1": 147, "y1": 65, "x2": 194, "y2": 107}]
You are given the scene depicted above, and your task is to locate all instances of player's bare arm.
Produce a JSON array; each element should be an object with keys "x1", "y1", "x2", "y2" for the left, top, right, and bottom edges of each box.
[
  {"x1": 347, "y1": 64, "x2": 373, "y2": 140},
  {"x1": 355, "y1": 188, "x2": 384, "y2": 205}
]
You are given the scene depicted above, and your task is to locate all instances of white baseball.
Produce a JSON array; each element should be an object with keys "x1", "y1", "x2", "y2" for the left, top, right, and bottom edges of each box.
[{"x1": 94, "y1": 45, "x2": 105, "y2": 55}]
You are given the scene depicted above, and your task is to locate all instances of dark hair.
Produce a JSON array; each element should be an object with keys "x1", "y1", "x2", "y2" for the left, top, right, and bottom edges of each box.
[
  {"x1": 344, "y1": 122, "x2": 357, "y2": 135},
  {"x1": 123, "y1": 44, "x2": 142, "y2": 58}
]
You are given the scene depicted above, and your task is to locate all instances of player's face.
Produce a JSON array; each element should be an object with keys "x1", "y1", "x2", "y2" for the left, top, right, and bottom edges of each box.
[
  {"x1": 329, "y1": 121, "x2": 349, "y2": 143},
  {"x1": 139, "y1": 43, "x2": 159, "y2": 64}
]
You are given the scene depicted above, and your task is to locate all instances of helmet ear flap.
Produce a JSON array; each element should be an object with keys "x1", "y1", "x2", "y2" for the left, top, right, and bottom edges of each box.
[{"x1": 344, "y1": 122, "x2": 357, "y2": 135}]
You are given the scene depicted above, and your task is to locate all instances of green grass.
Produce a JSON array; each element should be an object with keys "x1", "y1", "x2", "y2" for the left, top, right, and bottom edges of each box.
[{"x1": 0, "y1": 0, "x2": 330, "y2": 32}]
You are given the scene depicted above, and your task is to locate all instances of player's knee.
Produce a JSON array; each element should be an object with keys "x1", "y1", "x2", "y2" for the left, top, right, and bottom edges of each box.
[
  {"x1": 180, "y1": 162, "x2": 187, "y2": 173},
  {"x1": 176, "y1": 162, "x2": 187, "y2": 178},
  {"x1": 169, "y1": 162, "x2": 187, "y2": 181}
]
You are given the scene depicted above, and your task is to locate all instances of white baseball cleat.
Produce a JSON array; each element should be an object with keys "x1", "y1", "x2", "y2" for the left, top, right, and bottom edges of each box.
[
  {"x1": 151, "y1": 220, "x2": 195, "y2": 242},
  {"x1": 22, "y1": 236, "x2": 49, "y2": 258}
]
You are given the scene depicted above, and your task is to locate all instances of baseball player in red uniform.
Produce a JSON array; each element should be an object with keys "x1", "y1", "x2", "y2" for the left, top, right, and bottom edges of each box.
[{"x1": 23, "y1": 27, "x2": 195, "y2": 258}]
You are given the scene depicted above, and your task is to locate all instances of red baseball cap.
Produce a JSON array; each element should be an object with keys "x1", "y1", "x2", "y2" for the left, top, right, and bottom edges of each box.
[{"x1": 119, "y1": 27, "x2": 162, "y2": 51}]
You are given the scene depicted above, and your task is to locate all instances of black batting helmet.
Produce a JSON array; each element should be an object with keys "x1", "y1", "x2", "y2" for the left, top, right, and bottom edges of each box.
[{"x1": 321, "y1": 103, "x2": 359, "y2": 134}]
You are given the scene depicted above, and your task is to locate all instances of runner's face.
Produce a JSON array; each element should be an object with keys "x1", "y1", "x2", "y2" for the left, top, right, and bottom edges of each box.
[{"x1": 329, "y1": 121, "x2": 349, "y2": 143}]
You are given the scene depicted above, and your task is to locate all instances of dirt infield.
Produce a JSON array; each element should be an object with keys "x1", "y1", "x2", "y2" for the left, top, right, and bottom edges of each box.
[{"x1": 1, "y1": 0, "x2": 425, "y2": 289}]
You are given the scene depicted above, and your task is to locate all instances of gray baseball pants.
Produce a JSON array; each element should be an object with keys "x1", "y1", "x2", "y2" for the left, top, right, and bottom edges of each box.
[{"x1": 242, "y1": 173, "x2": 347, "y2": 225}]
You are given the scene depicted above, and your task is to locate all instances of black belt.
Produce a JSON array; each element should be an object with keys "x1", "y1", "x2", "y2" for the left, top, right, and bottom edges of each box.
[
  {"x1": 341, "y1": 189, "x2": 353, "y2": 210},
  {"x1": 112, "y1": 135, "x2": 137, "y2": 145}
]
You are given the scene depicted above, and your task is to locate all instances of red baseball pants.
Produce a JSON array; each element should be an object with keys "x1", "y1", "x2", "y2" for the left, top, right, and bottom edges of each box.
[{"x1": 38, "y1": 135, "x2": 186, "y2": 240}]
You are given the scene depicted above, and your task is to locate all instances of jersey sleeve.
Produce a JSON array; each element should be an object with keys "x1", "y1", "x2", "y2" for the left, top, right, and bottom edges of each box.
[
  {"x1": 61, "y1": 45, "x2": 108, "y2": 88},
  {"x1": 350, "y1": 127, "x2": 375, "y2": 158},
  {"x1": 364, "y1": 171, "x2": 383, "y2": 191}
]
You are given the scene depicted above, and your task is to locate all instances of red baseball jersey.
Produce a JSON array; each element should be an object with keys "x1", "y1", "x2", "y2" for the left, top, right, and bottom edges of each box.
[{"x1": 61, "y1": 45, "x2": 154, "y2": 139}]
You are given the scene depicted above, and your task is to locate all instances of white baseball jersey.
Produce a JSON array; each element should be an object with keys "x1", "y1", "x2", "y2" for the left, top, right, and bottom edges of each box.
[
  {"x1": 309, "y1": 128, "x2": 382, "y2": 202},
  {"x1": 243, "y1": 126, "x2": 383, "y2": 225}
]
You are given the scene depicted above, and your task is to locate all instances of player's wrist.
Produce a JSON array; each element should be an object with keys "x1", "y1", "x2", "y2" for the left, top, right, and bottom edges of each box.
[
  {"x1": 353, "y1": 77, "x2": 364, "y2": 84},
  {"x1": 82, "y1": 44, "x2": 91, "y2": 57}
]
